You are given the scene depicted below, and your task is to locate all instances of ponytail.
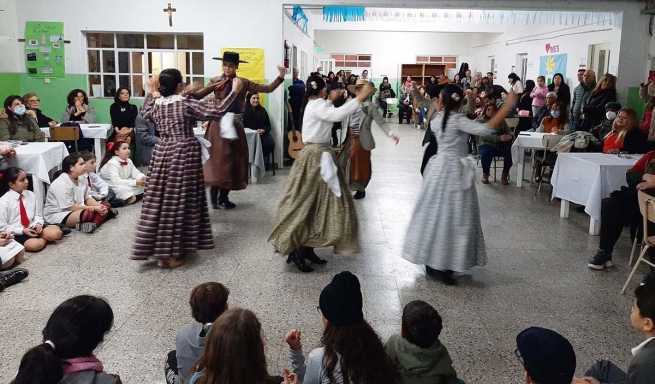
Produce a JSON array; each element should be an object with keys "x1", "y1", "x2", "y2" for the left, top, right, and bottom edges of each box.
[
  {"x1": 13, "y1": 343, "x2": 63, "y2": 384},
  {"x1": 438, "y1": 84, "x2": 464, "y2": 132},
  {"x1": 441, "y1": 109, "x2": 451, "y2": 132}
]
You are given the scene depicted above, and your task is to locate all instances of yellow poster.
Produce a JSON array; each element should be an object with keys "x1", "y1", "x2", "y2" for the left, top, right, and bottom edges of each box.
[{"x1": 220, "y1": 48, "x2": 267, "y2": 105}]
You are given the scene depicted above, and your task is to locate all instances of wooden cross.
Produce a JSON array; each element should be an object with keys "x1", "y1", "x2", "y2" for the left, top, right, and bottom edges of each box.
[{"x1": 163, "y1": 3, "x2": 176, "y2": 27}]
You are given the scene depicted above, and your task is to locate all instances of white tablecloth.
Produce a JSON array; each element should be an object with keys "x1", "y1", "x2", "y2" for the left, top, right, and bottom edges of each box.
[
  {"x1": 194, "y1": 127, "x2": 266, "y2": 183},
  {"x1": 2, "y1": 142, "x2": 69, "y2": 184},
  {"x1": 40, "y1": 123, "x2": 113, "y2": 140},
  {"x1": 551, "y1": 152, "x2": 643, "y2": 224},
  {"x1": 511, "y1": 132, "x2": 547, "y2": 187}
]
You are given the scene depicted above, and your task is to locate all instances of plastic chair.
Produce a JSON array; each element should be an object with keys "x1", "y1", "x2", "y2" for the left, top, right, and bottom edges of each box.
[
  {"x1": 49, "y1": 126, "x2": 80, "y2": 152},
  {"x1": 384, "y1": 98, "x2": 398, "y2": 123},
  {"x1": 622, "y1": 191, "x2": 655, "y2": 294},
  {"x1": 505, "y1": 117, "x2": 519, "y2": 130}
]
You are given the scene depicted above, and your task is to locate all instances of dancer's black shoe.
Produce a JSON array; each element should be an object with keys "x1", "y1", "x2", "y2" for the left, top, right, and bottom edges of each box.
[
  {"x1": 426, "y1": 266, "x2": 457, "y2": 286},
  {"x1": 303, "y1": 248, "x2": 327, "y2": 265},
  {"x1": 287, "y1": 252, "x2": 314, "y2": 272},
  {"x1": 217, "y1": 200, "x2": 236, "y2": 209}
]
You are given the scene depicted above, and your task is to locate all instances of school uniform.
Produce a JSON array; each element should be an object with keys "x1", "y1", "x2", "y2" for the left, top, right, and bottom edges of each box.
[
  {"x1": 81, "y1": 172, "x2": 119, "y2": 205},
  {"x1": 0, "y1": 189, "x2": 43, "y2": 245},
  {"x1": 98, "y1": 157, "x2": 145, "y2": 200},
  {"x1": 43, "y1": 173, "x2": 93, "y2": 224}
]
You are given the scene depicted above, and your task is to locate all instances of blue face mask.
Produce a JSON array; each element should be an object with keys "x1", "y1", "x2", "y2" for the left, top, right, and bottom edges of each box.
[
  {"x1": 13, "y1": 106, "x2": 26, "y2": 116},
  {"x1": 550, "y1": 110, "x2": 560, "y2": 119}
]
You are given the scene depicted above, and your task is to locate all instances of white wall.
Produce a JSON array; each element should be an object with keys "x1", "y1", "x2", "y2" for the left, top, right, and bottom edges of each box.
[
  {"x1": 283, "y1": 12, "x2": 314, "y2": 80},
  {"x1": 0, "y1": 0, "x2": 19, "y2": 72}
]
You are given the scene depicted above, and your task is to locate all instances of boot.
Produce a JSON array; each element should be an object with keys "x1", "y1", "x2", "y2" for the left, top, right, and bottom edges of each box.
[
  {"x1": 303, "y1": 247, "x2": 327, "y2": 265},
  {"x1": 286, "y1": 251, "x2": 314, "y2": 272},
  {"x1": 501, "y1": 173, "x2": 509, "y2": 185},
  {"x1": 218, "y1": 189, "x2": 236, "y2": 209},
  {"x1": 210, "y1": 187, "x2": 220, "y2": 209},
  {"x1": 482, "y1": 173, "x2": 490, "y2": 184}
]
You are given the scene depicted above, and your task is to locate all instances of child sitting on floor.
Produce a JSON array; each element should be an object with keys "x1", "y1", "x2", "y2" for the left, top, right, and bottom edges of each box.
[
  {"x1": 44, "y1": 155, "x2": 116, "y2": 234},
  {"x1": 574, "y1": 283, "x2": 655, "y2": 384},
  {"x1": 0, "y1": 167, "x2": 63, "y2": 252},
  {"x1": 0, "y1": 231, "x2": 24, "y2": 270},
  {"x1": 78, "y1": 151, "x2": 125, "y2": 208},
  {"x1": 12, "y1": 295, "x2": 121, "y2": 384},
  {"x1": 385, "y1": 300, "x2": 458, "y2": 384},
  {"x1": 98, "y1": 141, "x2": 146, "y2": 205},
  {"x1": 165, "y1": 282, "x2": 230, "y2": 384}
]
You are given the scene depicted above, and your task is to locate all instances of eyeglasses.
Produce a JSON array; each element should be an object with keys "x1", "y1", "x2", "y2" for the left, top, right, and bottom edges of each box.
[
  {"x1": 29, "y1": 99, "x2": 40, "y2": 103},
  {"x1": 514, "y1": 348, "x2": 524, "y2": 366}
]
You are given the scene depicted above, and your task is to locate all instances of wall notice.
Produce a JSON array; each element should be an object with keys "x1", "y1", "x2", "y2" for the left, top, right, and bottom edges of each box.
[
  {"x1": 539, "y1": 53, "x2": 568, "y2": 84},
  {"x1": 24, "y1": 21, "x2": 65, "y2": 78},
  {"x1": 221, "y1": 48, "x2": 266, "y2": 104}
]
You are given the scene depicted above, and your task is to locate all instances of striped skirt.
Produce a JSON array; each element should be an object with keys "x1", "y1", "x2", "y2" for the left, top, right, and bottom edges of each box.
[
  {"x1": 132, "y1": 136, "x2": 214, "y2": 260},
  {"x1": 268, "y1": 143, "x2": 359, "y2": 256}
]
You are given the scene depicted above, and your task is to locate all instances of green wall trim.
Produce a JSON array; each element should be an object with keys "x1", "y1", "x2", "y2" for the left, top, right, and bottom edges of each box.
[
  {"x1": 626, "y1": 87, "x2": 646, "y2": 117},
  {"x1": 0, "y1": 73, "x2": 21, "y2": 95}
]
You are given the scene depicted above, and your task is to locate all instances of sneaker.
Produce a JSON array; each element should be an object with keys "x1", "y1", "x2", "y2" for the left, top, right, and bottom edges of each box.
[
  {"x1": 588, "y1": 250, "x2": 612, "y2": 270},
  {"x1": 75, "y1": 222, "x2": 97, "y2": 234},
  {"x1": 641, "y1": 272, "x2": 655, "y2": 285}
]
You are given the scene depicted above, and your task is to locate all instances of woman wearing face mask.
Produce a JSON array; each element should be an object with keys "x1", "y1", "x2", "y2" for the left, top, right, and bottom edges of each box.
[
  {"x1": 602, "y1": 108, "x2": 647, "y2": 154},
  {"x1": 590, "y1": 102, "x2": 622, "y2": 142},
  {"x1": 536, "y1": 102, "x2": 571, "y2": 135},
  {"x1": 0, "y1": 95, "x2": 44, "y2": 142}
]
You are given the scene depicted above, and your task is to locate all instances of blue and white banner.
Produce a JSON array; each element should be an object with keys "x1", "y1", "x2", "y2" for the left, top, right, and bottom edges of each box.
[{"x1": 539, "y1": 53, "x2": 567, "y2": 84}]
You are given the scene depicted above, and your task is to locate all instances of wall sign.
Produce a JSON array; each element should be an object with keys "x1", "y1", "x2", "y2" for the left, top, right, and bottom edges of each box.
[
  {"x1": 24, "y1": 21, "x2": 65, "y2": 78},
  {"x1": 545, "y1": 43, "x2": 560, "y2": 54},
  {"x1": 540, "y1": 53, "x2": 568, "y2": 83}
]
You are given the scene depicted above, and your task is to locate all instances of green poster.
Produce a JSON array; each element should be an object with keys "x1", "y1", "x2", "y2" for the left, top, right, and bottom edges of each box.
[{"x1": 24, "y1": 21, "x2": 65, "y2": 78}]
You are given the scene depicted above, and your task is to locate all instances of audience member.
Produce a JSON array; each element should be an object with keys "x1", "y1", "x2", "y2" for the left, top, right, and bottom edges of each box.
[
  {"x1": 0, "y1": 167, "x2": 63, "y2": 252},
  {"x1": 547, "y1": 73, "x2": 571, "y2": 111},
  {"x1": 639, "y1": 78, "x2": 655, "y2": 139},
  {"x1": 532, "y1": 92, "x2": 557, "y2": 130},
  {"x1": 508, "y1": 73, "x2": 524, "y2": 94},
  {"x1": 515, "y1": 80, "x2": 535, "y2": 132},
  {"x1": 530, "y1": 76, "x2": 549, "y2": 116},
  {"x1": 461, "y1": 70, "x2": 473, "y2": 89},
  {"x1": 536, "y1": 102, "x2": 571, "y2": 134},
  {"x1": 601, "y1": 108, "x2": 647, "y2": 154},
  {"x1": 453, "y1": 74, "x2": 461, "y2": 87},
  {"x1": 134, "y1": 112, "x2": 160, "y2": 167},
  {"x1": 574, "y1": 284, "x2": 655, "y2": 384},
  {"x1": 590, "y1": 102, "x2": 621, "y2": 143},
  {"x1": 286, "y1": 271, "x2": 394, "y2": 384},
  {"x1": 288, "y1": 70, "x2": 305, "y2": 132},
  {"x1": 78, "y1": 151, "x2": 125, "y2": 208},
  {"x1": 12, "y1": 295, "x2": 120, "y2": 384},
  {"x1": 472, "y1": 71, "x2": 484, "y2": 88},
  {"x1": 165, "y1": 282, "x2": 230, "y2": 384},
  {"x1": 571, "y1": 69, "x2": 597, "y2": 132},
  {"x1": 379, "y1": 77, "x2": 395, "y2": 118},
  {"x1": 486, "y1": 72, "x2": 494, "y2": 84},
  {"x1": 22, "y1": 93, "x2": 57, "y2": 127},
  {"x1": 401, "y1": 76, "x2": 413, "y2": 94},
  {"x1": 457, "y1": 62, "x2": 469, "y2": 81},
  {"x1": 326, "y1": 72, "x2": 338, "y2": 91},
  {"x1": 385, "y1": 300, "x2": 458, "y2": 384},
  {"x1": 425, "y1": 76, "x2": 437, "y2": 97},
  {"x1": 0, "y1": 95, "x2": 44, "y2": 142},
  {"x1": 244, "y1": 92, "x2": 275, "y2": 158},
  {"x1": 515, "y1": 327, "x2": 576, "y2": 384},
  {"x1": 398, "y1": 88, "x2": 413, "y2": 124},
  {"x1": 98, "y1": 141, "x2": 145, "y2": 205},
  {"x1": 476, "y1": 102, "x2": 514, "y2": 185},
  {"x1": 61, "y1": 89, "x2": 96, "y2": 124},
  {"x1": 109, "y1": 87, "x2": 138, "y2": 144},
  {"x1": 415, "y1": 87, "x2": 429, "y2": 128},
  {"x1": 579, "y1": 73, "x2": 617, "y2": 132}
]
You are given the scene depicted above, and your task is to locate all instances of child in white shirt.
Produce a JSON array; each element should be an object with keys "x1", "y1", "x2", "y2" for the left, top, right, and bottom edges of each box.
[
  {"x1": 98, "y1": 141, "x2": 146, "y2": 205},
  {"x1": 78, "y1": 151, "x2": 125, "y2": 208},
  {"x1": 0, "y1": 167, "x2": 63, "y2": 252}
]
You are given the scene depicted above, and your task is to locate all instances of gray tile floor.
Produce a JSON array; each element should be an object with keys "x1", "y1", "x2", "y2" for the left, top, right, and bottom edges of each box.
[{"x1": 0, "y1": 123, "x2": 648, "y2": 383}]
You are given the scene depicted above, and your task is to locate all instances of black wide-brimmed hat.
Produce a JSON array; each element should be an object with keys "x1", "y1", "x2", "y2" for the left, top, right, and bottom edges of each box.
[{"x1": 212, "y1": 51, "x2": 248, "y2": 64}]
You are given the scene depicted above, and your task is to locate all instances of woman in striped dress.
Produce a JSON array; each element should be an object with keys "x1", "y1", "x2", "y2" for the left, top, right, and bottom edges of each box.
[{"x1": 131, "y1": 69, "x2": 241, "y2": 267}]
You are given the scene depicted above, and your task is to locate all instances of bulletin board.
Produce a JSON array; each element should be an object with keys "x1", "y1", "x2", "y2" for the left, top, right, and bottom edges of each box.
[
  {"x1": 221, "y1": 48, "x2": 266, "y2": 105},
  {"x1": 24, "y1": 21, "x2": 65, "y2": 78}
]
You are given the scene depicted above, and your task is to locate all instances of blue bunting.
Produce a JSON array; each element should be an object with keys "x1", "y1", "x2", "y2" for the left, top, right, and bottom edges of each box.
[{"x1": 322, "y1": 6, "x2": 365, "y2": 22}]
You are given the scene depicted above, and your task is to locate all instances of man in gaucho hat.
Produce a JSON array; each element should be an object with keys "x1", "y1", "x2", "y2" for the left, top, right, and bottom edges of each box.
[{"x1": 188, "y1": 51, "x2": 286, "y2": 209}]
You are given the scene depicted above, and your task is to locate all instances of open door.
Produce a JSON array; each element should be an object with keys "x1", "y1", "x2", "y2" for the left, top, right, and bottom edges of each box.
[{"x1": 588, "y1": 43, "x2": 611, "y2": 75}]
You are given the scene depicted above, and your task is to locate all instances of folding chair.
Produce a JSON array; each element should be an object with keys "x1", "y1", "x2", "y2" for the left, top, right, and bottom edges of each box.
[
  {"x1": 622, "y1": 191, "x2": 655, "y2": 294},
  {"x1": 49, "y1": 126, "x2": 80, "y2": 152},
  {"x1": 384, "y1": 98, "x2": 398, "y2": 123},
  {"x1": 531, "y1": 134, "x2": 563, "y2": 196}
]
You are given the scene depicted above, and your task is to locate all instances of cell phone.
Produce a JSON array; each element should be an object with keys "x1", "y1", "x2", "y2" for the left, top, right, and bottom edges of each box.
[{"x1": 649, "y1": 71, "x2": 655, "y2": 83}]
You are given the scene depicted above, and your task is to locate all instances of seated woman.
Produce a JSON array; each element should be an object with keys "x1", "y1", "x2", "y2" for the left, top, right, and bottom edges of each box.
[
  {"x1": 98, "y1": 141, "x2": 146, "y2": 204},
  {"x1": 44, "y1": 155, "x2": 114, "y2": 234},
  {"x1": 61, "y1": 89, "x2": 96, "y2": 123},
  {"x1": 109, "y1": 87, "x2": 138, "y2": 144},
  {"x1": 0, "y1": 167, "x2": 63, "y2": 252},
  {"x1": 602, "y1": 108, "x2": 648, "y2": 154},
  {"x1": 12, "y1": 295, "x2": 121, "y2": 384},
  {"x1": 476, "y1": 102, "x2": 514, "y2": 185},
  {"x1": 0, "y1": 95, "x2": 44, "y2": 142},
  {"x1": 23, "y1": 93, "x2": 57, "y2": 127},
  {"x1": 414, "y1": 86, "x2": 429, "y2": 128},
  {"x1": 536, "y1": 102, "x2": 571, "y2": 135},
  {"x1": 378, "y1": 77, "x2": 394, "y2": 118},
  {"x1": 243, "y1": 92, "x2": 275, "y2": 158}
]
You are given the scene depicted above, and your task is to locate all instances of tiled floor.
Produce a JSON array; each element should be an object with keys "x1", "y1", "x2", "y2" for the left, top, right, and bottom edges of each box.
[{"x1": 0, "y1": 123, "x2": 648, "y2": 383}]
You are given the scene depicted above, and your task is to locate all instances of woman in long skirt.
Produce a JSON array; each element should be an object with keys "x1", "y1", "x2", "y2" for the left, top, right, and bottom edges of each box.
[
  {"x1": 402, "y1": 84, "x2": 517, "y2": 285},
  {"x1": 268, "y1": 75, "x2": 376, "y2": 272},
  {"x1": 131, "y1": 69, "x2": 242, "y2": 267}
]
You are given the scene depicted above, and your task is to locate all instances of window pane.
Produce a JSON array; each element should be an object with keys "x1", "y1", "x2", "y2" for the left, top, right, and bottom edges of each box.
[
  {"x1": 87, "y1": 33, "x2": 114, "y2": 48},
  {"x1": 177, "y1": 34, "x2": 203, "y2": 50},
  {"x1": 147, "y1": 34, "x2": 174, "y2": 49},
  {"x1": 102, "y1": 50, "x2": 116, "y2": 73},
  {"x1": 116, "y1": 33, "x2": 144, "y2": 49},
  {"x1": 192, "y1": 77, "x2": 205, "y2": 86},
  {"x1": 178, "y1": 52, "x2": 190, "y2": 77},
  {"x1": 103, "y1": 75, "x2": 117, "y2": 97},
  {"x1": 358, "y1": 55, "x2": 371, "y2": 61},
  {"x1": 118, "y1": 52, "x2": 131, "y2": 73},
  {"x1": 119, "y1": 75, "x2": 130, "y2": 90},
  {"x1": 89, "y1": 75, "x2": 102, "y2": 97},
  {"x1": 132, "y1": 52, "x2": 144, "y2": 73},
  {"x1": 88, "y1": 50, "x2": 101, "y2": 72},
  {"x1": 192, "y1": 52, "x2": 204, "y2": 75},
  {"x1": 345, "y1": 55, "x2": 357, "y2": 61},
  {"x1": 332, "y1": 54, "x2": 344, "y2": 60},
  {"x1": 132, "y1": 76, "x2": 145, "y2": 97}
]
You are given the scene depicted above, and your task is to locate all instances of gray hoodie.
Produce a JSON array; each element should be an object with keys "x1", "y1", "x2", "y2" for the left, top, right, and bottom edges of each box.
[
  {"x1": 385, "y1": 334, "x2": 458, "y2": 384},
  {"x1": 59, "y1": 371, "x2": 120, "y2": 384}
]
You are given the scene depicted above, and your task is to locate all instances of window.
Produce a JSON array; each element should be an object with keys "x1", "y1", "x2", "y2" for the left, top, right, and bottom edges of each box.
[
  {"x1": 331, "y1": 54, "x2": 371, "y2": 69},
  {"x1": 416, "y1": 56, "x2": 457, "y2": 70},
  {"x1": 300, "y1": 51, "x2": 308, "y2": 81},
  {"x1": 86, "y1": 33, "x2": 204, "y2": 98}
]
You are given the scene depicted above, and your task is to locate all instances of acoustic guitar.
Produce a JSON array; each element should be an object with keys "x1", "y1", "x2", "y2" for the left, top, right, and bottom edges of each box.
[{"x1": 286, "y1": 103, "x2": 304, "y2": 159}]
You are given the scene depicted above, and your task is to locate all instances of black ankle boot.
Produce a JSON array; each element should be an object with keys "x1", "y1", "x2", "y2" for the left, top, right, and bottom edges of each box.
[
  {"x1": 210, "y1": 187, "x2": 220, "y2": 209},
  {"x1": 286, "y1": 252, "x2": 314, "y2": 272},
  {"x1": 303, "y1": 248, "x2": 327, "y2": 265},
  {"x1": 426, "y1": 266, "x2": 457, "y2": 286}
]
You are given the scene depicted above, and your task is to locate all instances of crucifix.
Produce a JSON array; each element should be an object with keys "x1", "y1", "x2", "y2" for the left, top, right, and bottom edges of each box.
[{"x1": 163, "y1": 3, "x2": 176, "y2": 27}]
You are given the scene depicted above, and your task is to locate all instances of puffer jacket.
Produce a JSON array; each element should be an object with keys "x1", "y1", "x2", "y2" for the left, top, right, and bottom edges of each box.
[
  {"x1": 571, "y1": 81, "x2": 596, "y2": 119},
  {"x1": 580, "y1": 88, "x2": 617, "y2": 131}
]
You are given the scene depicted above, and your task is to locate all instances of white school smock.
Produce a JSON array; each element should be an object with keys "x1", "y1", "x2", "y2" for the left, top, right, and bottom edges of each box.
[
  {"x1": 98, "y1": 156, "x2": 145, "y2": 200},
  {"x1": 0, "y1": 189, "x2": 44, "y2": 235},
  {"x1": 43, "y1": 173, "x2": 93, "y2": 224},
  {"x1": 0, "y1": 239, "x2": 24, "y2": 264}
]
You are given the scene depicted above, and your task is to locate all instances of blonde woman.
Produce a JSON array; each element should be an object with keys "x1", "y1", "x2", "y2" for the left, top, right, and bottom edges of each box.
[{"x1": 602, "y1": 108, "x2": 647, "y2": 154}]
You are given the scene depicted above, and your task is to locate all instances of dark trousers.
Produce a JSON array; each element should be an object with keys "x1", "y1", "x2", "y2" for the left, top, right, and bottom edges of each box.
[
  {"x1": 164, "y1": 350, "x2": 183, "y2": 384},
  {"x1": 420, "y1": 135, "x2": 438, "y2": 176},
  {"x1": 331, "y1": 122, "x2": 342, "y2": 146},
  {"x1": 379, "y1": 101, "x2": 388, "y2": 117},
  {"x1": 210, "y1": 187, "x2": 230, "y2": 203},
  {"x1": 398, "y1": 104, "x2": 411, "y2": 124},
  {"x1": 585, "y1": 360, "x2": 627, "y2": 383},
  {"x1": 599, "y1": 196, "x2": 641, "y2": 254},
  {"x1": 478, "y1": 145, "x2": 513, "y2": 174}
]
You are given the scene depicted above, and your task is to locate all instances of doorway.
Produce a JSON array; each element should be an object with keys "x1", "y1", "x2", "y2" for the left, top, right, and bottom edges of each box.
[
  {"x1": 516, "y1": 53, "x2": 528, "y2": 82},
  {"x1": 588, "y1": 43, "x2": 611, "y2": 76}
]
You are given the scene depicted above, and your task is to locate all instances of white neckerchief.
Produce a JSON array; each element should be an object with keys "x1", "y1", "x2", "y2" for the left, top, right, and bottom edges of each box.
[
  {"x1": 155, "y1": 94, "x2": 185, "y2": 106},
  {"x1": 631, "y1": 337, "x2": 655, "y2": 356}
]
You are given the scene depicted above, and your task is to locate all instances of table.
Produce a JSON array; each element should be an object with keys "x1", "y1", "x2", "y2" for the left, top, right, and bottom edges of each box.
[
  {"x1": 0, "y1": 142, "x2": 69, "y2": 209},
  {"x1": 194, "y1": 127, "x2": 266, "y2": 183},
  {"x1": 511, "y1": 132, "x2": 546, "y2": 187},
  {"x1": 41, "y1": 124, "x2": 113, "y2": 170},
  {"x1": 550, "y1": 152, "x2": 643, "y2": 235}
]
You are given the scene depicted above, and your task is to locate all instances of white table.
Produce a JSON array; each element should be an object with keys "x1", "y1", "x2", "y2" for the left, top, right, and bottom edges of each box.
[
  {"x1": 41, "y1": 124, "x2": 113, "y2": 170},
  {"x1": 511, "y1": 132, "x2": 547, "y2": 187},
  {"x1": 194, "y1": 127, "x2": 266, "y2": 183},
  {"x1": 0, "y1": 142, "x2": 69, "y2": 209},
  {"x1": 551, "y1": 152, "x2": 643, "y2": 235}
]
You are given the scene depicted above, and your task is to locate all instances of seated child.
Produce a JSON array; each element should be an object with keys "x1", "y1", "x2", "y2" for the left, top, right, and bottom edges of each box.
[
  {"x1": 0, "y1": 231, "x2": 25, "y2": 270},
  {"x1": 574, "y1": 284, "x2": 655, "y2": 384},
  {"x1": 12, "y1": 295, "x2": 121, "y2": 384},
  {"x1": 44, "y1": 155, "x2": 115, "y2": 234},
  {"x1": 165, "y1": 282, "x2": 230, "y2": 384},
  {"x1": 78, "y1": 151, "x2": 125, "y2": 208},
  {"x1": 516, "y1": 327, "x2": 576, "y2": 384},
  {"x1": 0, "y1": 167, "x2": 63, "y2": 252},
  {"x1": 385, "y1": 300, "x2": 458, "y2": 384},
  {"x1": 98, "y1": 141, "x2": 145, "y2": 205}
]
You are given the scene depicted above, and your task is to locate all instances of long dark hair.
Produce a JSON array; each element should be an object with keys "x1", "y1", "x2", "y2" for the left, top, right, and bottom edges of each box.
[
  {"x1": 100, "y1": 140, "x2": 128, "y2": 169},
  {"x1": 299, "y1": 75, "x2": 326, "y2": 129},
  {"x1": 322, "y1": 321, "x2": 394, "y2": 384},
  {"x1": 523, "y1": 80, "x2": 536, "y2": 96},
  {"x1": 158, "y1": 68, "x2": 183, "y2": 97},
  {"x1": 3, "y1": 95, "x2": 32, "y2": 135},
  {"x1": 508, "y1": 73, "x2": 521, "y2": 85},
  {"x1": 113, "y1": 87, "x2": 131, "y2": 104},
  {"x1": 13, "y1": 295, "x2": 114, "y2": 384},
  {"x1": 458, "y1": 62, "x2": 469, "y2": 74},
  {"x1": 439, "y1": 84, "x2": 465, "y2": 132},
  {"x1": 245, "y1": 92, "x2": 261, "y2": 111},
  {"x1": 0, "y1": 166, "x2": 25, "y2": 195},
  {"x1": 53, "y1": 154, "x2": 83, "y2": 180},
  {"x1": 193, "y1": 308, "x2": 271, "y2": 384},
  {"x1": 66, "y1": 89, "x2": 88, "y2": 107}
]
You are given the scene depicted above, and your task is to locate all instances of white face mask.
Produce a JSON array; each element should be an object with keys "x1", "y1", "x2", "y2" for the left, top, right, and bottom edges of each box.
[{"x1": 606, "y1": 111, "x2": 617, "y2": 121}]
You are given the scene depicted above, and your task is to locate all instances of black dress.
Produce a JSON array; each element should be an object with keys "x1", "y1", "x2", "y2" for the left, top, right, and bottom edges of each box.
[
  {"x1": 580, "y1": 89, "x2": 617, "y2": 132},
  {"x1": 31, "y1": 108, "x2": 55, "y2": 127},
  {"x1": 109, "y1": 102, "x2": 138, "y2": 140},
  {"x1": 243, "y1": 105, "x2": 275, "y2": 158}
]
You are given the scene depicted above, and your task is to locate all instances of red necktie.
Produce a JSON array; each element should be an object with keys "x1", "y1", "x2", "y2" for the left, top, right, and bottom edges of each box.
[
  {"x1": 119, "y1": 161, "x2": 128, "y2": 166},
  {"x1": 87, "y1": 177, "x2": 92, "y2": 187},
  {"x1": 19, "y1": 194, "x2": 29, "y2": 227}
]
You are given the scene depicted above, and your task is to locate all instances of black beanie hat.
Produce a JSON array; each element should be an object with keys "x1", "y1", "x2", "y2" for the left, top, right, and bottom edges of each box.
[
  {"x1": 319, "y1": 271, "x2": 364, "y2": 326},
  {"x1": 516, "y1": 327, "x2": 576, "y2": 384}
]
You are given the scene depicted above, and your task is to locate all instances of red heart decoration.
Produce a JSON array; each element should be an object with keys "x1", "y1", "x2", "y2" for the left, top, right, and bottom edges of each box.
[{"x1": 545, "y1": 44, "x2": 551, "y2": 53}]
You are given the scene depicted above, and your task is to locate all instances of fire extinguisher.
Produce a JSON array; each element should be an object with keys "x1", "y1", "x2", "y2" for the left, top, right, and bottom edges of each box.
[{"x1": 284, "y1": 40, "x2": 290, "y2": 69}]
